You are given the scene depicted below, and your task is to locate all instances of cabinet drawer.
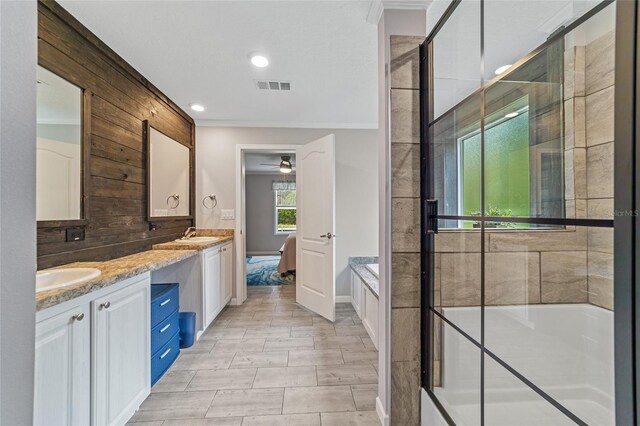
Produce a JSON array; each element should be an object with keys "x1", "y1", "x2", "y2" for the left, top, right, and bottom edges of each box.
[
  {"x1": 151, "y1": 309, "x2": 179, "y2": 355},
  {"x1": 151, "y1": 333, "x2": 180, "y2": 386},
  {"x1": 151, "y1": 284, "x2": 179, "y2": 328}
]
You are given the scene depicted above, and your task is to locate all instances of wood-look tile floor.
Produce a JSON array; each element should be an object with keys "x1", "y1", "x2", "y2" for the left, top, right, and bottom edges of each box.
[{"x1": 129, "y1": 285, "x2": 380, "y2": 426}]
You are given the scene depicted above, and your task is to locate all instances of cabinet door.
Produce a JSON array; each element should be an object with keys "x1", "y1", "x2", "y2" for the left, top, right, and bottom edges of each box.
[
  {"x1": 203, "y1": 248, "x2": 221, "y2": 328},
  {"x1": 350, "y1": 271, "x2": 362, "y2": 318},
  {"x1": 220, "y1": 243, "x2": 233, "y2": 306},
  {"x1": 362, "y1": 288, "x2": 379, "y2": 350},
  {"x1": 34, "y1": 303, "x2": 90, "y2": 426},
  {"x1": 92, "y1": 276, "x2": 150, "y2": 426}
]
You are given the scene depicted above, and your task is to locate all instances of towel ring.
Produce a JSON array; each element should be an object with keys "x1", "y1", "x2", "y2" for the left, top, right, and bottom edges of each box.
[
  {"x1": 166, "y1": 194, "x2": 180, "y2": 209},
  {"x1": 203, "y1": 194, "x2": 217, "y2": 209}
]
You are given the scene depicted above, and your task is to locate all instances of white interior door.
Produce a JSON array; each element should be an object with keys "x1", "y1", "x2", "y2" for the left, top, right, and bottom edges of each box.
[{"x1": 296, "y1": 134, "x2": 335, "y2": 321}]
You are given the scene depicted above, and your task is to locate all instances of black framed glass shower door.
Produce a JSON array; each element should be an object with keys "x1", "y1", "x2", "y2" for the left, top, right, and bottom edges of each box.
[{"x1": 419, "y1": 1, "x2": 620, "y2": 425}]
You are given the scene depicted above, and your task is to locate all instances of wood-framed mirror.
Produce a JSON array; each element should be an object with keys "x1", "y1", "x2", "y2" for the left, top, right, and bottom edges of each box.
[
  {"x1": 36, "y1": 64, "x2": 91, "y2": 228},
  {"x1": 145, "y1": 121, "x2": 193, "y2": 221}
]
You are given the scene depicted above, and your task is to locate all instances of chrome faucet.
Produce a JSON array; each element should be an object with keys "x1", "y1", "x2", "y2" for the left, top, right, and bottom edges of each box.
[{"x1": 181, "y1": 226, "x2": 197, "y2": 240}]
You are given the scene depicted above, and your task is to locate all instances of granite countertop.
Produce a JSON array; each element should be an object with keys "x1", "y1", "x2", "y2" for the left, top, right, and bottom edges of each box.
[
  {"x1": 153, "y1": 229, "x2": 234, "y2": 251},
  {"x1": 349, "y1": 256, "x2": 379, "y2": 298},
  {"x1": 36, "y1": 249, "x2": 198, "y2": 312}
]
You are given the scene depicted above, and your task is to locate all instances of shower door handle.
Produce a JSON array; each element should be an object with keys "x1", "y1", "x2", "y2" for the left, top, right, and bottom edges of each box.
[{"x1": 425, "y1": 199, "x2": 438, "y2": 234}]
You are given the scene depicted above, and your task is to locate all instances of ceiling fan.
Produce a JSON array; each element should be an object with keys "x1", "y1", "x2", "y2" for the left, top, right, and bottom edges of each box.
[{"x1": 260, "y1": 155, "x2": 295, "y2": 174}]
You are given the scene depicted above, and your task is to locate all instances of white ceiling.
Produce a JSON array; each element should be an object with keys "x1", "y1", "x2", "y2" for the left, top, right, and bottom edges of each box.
[
  {"x1": 59, "y1": 0, "x2": 380, "y2": 129},
  {"x1": 245, "y1": 152, "x2": 297, "y2": 175}
]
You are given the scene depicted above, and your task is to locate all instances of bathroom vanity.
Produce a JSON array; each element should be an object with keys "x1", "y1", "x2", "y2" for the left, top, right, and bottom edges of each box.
[
  {"x1": 349, "y1": 257, "x2": 379, "y2": 350},
  {"x1": 34, "y1": 233, "x2": 233, "y2": 425}
]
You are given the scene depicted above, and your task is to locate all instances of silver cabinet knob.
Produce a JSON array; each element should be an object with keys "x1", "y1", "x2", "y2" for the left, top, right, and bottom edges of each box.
[
  {"x1": 72, "y1": 312, "x2": 85, "y2": 321},
  {"x1": 101, "y1": 301, "x2": 111, "y2": 309}
]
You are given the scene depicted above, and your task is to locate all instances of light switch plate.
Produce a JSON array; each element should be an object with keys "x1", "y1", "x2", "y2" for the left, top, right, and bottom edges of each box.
[{"x1": 221, "y1": 209, "x2": 235, "y2": 220}]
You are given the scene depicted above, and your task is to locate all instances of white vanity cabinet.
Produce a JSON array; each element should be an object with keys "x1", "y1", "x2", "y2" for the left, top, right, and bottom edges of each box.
[
  {"x1": 34, "y1": 273, "x2": 151, "y2": 426},
  {"x1": 220, "y1": 242, "x2": 233, "y2": 306},
  {"x1": 202, "y1": 242, "x2": 233, "y2": 330},
  {"x1": 350, "y1": 270, "x2": 378, "y2": 350},
  {"x1": 34, "y1": 301, "x2": 90, "y2": 426},
  {"x1": 203, "y1": 246, "x2": 222, "y2": 329},
  {"x1": 92, "y1": 275, "x2": 150, "y2": 426},
  {"x1": 350, "y1": 271, "x2": 362, "y2": 317}
]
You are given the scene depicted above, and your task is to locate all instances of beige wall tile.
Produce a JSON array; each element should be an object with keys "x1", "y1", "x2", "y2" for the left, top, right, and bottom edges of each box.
[
  {"x1": 564, "y1": 149, "x2": 575, "y2": 200},
  {"x1": 574, "y1": 46, "x2": 586, "y2": 97},
  {"x1": 541, "y1": 251, "x2": 588, "y2": 303},
  {"x1": 587, "y1": 198, "x2": 614, "y2": 219},
  {"x1": 563, "y1": 47, "x2": 575, "y2": 100},
  {"x1": 586, "y1": 86, "x2": 614, "y2": 146},
  {"x1": 391, "y1": 89, "x2": 420, "y2": 143},
  {"x1": 391, "y1": 253, "x2": 420, "y2": 308},
  {"x1": 485, "y1": 252, "x2": 541, "y2": 305},
  {"x1": 585, "y1": 30, "x2": 615, "y2": 95},
  {"x1": 391, "y1": 308, "x2": 420, "y2": 362},
  {"x1": 564, "y1": 98, "x2": 574, "y2": 150},
  {"x1": 390, "y1": 36, "x2": 423, "y2": 90},
  {"x1": 574, "y1": 147, "x2": 587, "y2": 199},
  {"x1": 391, "y1": 361, "x2": 420, "y2": 425},
  {"x1": 392, "y1": 198, "x2": 420, "y2": 252},
  {"x1": 434, "y1": 253, "x2": 441, "y2": 308},
  {"x1": 588, "y1": 227, "x2": 614, "y2": 254},
  {"x1": 588, "y1": 251, "x2": 613, "y2": 310},
  {"x1": 440, "y1": 253, "x2": 481, "y2": 307},
  {"x1": 574, "y1": 96, "x2": 586, "y2": 148},
  {"x1": 435, "y1": 230, "x2": 482, "y2": 253},
  {"x1": 391, "y1": 143, "x2": 420, "y2": 198},
  {"x1": 587, "y1": 142, "x2": 614, "y2": 199},
  {"x1": 488, "y1": 228, "x2": 587, "y2": 252}
]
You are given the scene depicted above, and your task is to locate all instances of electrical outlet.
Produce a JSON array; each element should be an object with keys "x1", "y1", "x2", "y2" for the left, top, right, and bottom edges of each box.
[
  {"x1": 66, "y1": 228, "x2": 85, "y2": 242},
  {"x1": 221, "y1": 209, "x2": 235, "y2": 220}
]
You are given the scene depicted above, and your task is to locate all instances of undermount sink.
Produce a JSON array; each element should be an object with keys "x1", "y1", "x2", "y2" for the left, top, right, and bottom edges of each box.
[
  {"x1": 36, "y1": 268, "x2": 101, "y2": 293},
  {"x1": 174, "y1": 236, "x2": 221, "y2": 243},
  {"x1": 366, "y1": 263, "x2": 379, "y2": 278}
]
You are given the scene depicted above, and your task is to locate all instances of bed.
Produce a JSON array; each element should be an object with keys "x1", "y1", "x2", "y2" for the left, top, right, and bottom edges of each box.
[{"x1": 278, "y1": 232, "x2": 296, "y2": 274}]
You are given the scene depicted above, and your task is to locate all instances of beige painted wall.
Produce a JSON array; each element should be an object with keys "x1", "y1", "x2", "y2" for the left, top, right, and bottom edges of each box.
[{"x1": 195, "y1": 126, "x2": 378, "y2": 297}]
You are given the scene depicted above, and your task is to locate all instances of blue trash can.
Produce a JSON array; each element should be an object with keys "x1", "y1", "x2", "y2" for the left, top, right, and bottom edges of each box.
[{"x1": 179, "y1": 312, "x2": 196, "y2": 348}]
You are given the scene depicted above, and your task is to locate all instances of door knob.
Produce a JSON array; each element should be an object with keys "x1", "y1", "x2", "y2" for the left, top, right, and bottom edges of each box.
[{"x1": 319, "y1": 233, "x2": 335, "y2": 240}]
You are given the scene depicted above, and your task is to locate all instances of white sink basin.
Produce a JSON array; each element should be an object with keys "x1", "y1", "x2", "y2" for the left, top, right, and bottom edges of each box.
[
  {"x1": 174, "y1": 236, "x2": 221, "y2": 243},
  {"x1": 36, "y1": 268, "x2": 101, "y2": 293},
  {"x1": 366, "y1": 263, "x2": 379, "y2": 278}
]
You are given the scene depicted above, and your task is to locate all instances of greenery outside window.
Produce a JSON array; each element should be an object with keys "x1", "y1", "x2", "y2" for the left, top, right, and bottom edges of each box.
[{"x1": 275, "y1": 189, "x2": 296, "y2": 233}]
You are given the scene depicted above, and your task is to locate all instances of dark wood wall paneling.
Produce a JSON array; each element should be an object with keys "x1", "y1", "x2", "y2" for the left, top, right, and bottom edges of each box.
[{"x1": 37, "y1": 0, "x2": 195, "y2": 269}]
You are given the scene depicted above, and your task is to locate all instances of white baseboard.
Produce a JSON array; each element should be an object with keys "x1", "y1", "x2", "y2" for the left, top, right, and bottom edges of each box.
[
  {"x1": 335, "y1": 296, "x2": 351, "y2": 303},
  {"x1": 376, "y1": 397, "x2": 389, "y2": 426},
  {"x1": 230, "y1": 298, "x2": 239, "y2": 306}
]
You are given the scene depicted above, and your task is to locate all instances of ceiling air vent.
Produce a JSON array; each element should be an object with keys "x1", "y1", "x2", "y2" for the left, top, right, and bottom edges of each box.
[{"x1": 255, "y1": 80, "x2": 292, "y2": 91}]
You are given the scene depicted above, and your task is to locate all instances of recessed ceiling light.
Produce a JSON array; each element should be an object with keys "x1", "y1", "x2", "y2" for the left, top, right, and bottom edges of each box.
[
  {"x1": 495, "y1": 64, "x2": 512, "y2": 75},
  {"x1": 505, "y1": 112, "x2": 519, "y2": 118},
  {"x1": 190, "y1": 104, "x2": 205, "y2": 112},
  {"x1": 251, "y1": 55, "x2": 269, "y2": 68}
]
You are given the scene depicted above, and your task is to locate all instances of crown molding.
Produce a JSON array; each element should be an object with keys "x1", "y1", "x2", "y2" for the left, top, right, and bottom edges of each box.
[{"x1": 367, "y1": 0, "x2": 431, "y2": 24}]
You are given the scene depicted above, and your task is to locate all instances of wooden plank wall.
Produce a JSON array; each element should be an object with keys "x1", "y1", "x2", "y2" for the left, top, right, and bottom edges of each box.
[{"x1": 37, "y1": 0, "x2": 195, "y2": 269}]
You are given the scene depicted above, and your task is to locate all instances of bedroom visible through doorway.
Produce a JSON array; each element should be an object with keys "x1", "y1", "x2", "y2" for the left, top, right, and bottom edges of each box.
[{"x1": 244, "y1": 151, "x2": 297, "y2": 287}]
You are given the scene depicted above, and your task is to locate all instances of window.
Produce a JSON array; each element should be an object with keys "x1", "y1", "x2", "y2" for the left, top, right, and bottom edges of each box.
[{"x1": 275, "y1": 189, "x2": 296, "y2": 233}]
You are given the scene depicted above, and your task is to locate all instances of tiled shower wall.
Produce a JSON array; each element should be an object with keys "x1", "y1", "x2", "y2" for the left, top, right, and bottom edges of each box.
[
  {"x1": 434, "y1": 30, "x2": 615, "y2": 313},
  {"x1": 389, "y1": 35, "x2": 423, "y2": 426}
]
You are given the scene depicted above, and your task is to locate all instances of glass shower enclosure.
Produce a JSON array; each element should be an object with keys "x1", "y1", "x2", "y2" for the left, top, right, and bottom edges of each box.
[{"x1": 420, "y1": 1, "x2": 617, "y2": 424}]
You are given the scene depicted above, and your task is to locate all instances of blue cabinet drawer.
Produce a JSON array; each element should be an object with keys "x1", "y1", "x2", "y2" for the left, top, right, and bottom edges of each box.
[
  {"x1": 151, "y1": 309, "x2": 179, "y2": 355},
  {"x1": 151, "y1": 284, "x2": 179, "y2": 328},
  {"x1": 151, "y1": 332, "x2": 180, "y2": 386}
]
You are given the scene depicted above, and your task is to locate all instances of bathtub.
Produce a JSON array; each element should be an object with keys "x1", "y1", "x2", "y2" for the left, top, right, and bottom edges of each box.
[{"x1": 434, "y1": 304, "x2": 614, "y2": 425}]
